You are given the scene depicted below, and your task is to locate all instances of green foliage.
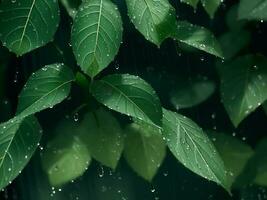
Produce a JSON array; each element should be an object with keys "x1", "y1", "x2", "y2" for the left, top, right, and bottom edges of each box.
[
  {"x1": 0, "y1": 0, "x2": 60, "y2": 56},
  {"x1": 41, "y1": 118, "x2": 91, "y2": 187},
  {"x1": 71, "y1": 0, "x2": 123, "y2": 78},
  {"x1": 124, "y1": 123, "x2": 166, "y2": 181},
  {"x1": 238, "y1": 0, "x2": 267, "y2": 21},
  {"x1": 80, "y1": 109, "x2": 124, "y2": 169},
  {"x1": 173, "y1": 21, "x2": 223, "y2": 58},
  {"x1": 126, "y1": 0, "x2": 176, "y2": 46},
  {"x1": 217, "y1": 55, "x2": 267, "y2": 127},
  {"x1": 0, "y1": 116, "x2": 42, "y2": 190},
  {"x1": 91, "y1": 74, "x2": 162, "y2": 127},
  {"x1": 162, "y1": 109, "x2": 230, "y2": 191},
  {"x1": 0, "y1": 0, "x2": 267, "y2": 197},
  {"x1": 209, "y1": 131, "x2": 254, "y2": 188},
  {"x1": 170, "y1": 77, "x2": 216, "y2": 109}
]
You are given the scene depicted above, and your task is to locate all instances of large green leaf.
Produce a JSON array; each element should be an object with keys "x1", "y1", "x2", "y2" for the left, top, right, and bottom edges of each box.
[
  {"x1": 16, "y1": 63, "x2": 74, "y2": 118},
  {"x1": 209, "y1": 131, "x2": 254, "y2": 188},
  {"x1": 170, "y1": 77, "x2": 216, "y2": 109},
  {"x1": 172, "y1": 21, "x2": 223, "y2": 58},
  {"x1": 0, "y1": 116, "x2": 42, "y2": 190},
  {"x1": 80, "y1": 109, "x2": 124, "y2": 169},
  {"x1": 217, "y1": 55, "x2": 267, "y2": 127},
  {"x1": 180, "y1": 0, "x2": 199, "y2": 9},
  {"x1": 238, "y1": 0, "x2": 267, "y2": 21},
  {"x1": 41, "y1": 118, "x2": 91, "y2": 187},
  {"x1": 71, "y1": 0, "x2": 123, "y2": 78},
  {"x1": 91, "y1": 74, "x2": 163, "y2": 127},
  {"x1": 124, "y1": 123, "x2": 166, "y2": 181},
  {"x1": 200, "y1": 0, "x2": 221, "y2": 18},
  {"x1": 0, "y1": 0, "x2": 60, "y2": 56},
  {"x1": 125, "y1": 0, "x2": 176, "y2": 46},
  {"x1": 162, "y1": 109, "x2": 229, "y2": 191}
]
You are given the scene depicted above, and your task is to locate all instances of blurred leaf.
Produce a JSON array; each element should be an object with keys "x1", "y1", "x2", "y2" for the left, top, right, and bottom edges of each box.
[
  {"x1": 180, "y1": 0, "x2": 199, "y2": 9},
  {"x1": 124, "y1": 123, "x2": 166, "y2": 181},
  {"x1": 91, "y1": 74, "x2": 163, "y2": 127},
  {"x1": 41, "y1": 118, "x2": 91, "y2": 187},
  {"x1": 80, "y1": 108, "x2": 124, "y2": 169},
  {"x1": 209, "y1": 131, "x2": 254, "y2": 188},
  {"x1": 0, "y1": 0, "x2": 60, "y2": 55},
  {"x1": 170, "y1": 77, "x2": 216, "y2": 109},
  {"x1": 71, "y1": 0, "x2": 123, "y2": 78},
  {"x1": 238, "y1": 0, "x2": 267, "y2": 21},
  {"x1": 60, "y1": 0, "x2": 81, "y2": 18},
  {"x1": 219, "y1": 30, "x2": 251, "y2": 60},
  {"x1": 172, "y1": 21, "x2": 223, "y2": 58},
  {"x1": 162, "y1": 108, "x2": 230, "y2": 192},
  {"x1": 253, "y1": 138, "x2": 267, "y2": 187},
  {"x1": 125, "y1": 0, "x2": 176, "y2": 46},
  {"x1": 17, "y1": 63, "x2": 74, "y2": 118},
  {"x1": 217, "y1": 54, "x2": 267, "y2": 127},
  {"x1": 226, "y1": 4, "x2": 247, "y2": 31},
  {"x1": 200, "y1": 0, "x2": 221, "y2": 18},
  {"x1": 0, "y1": 116, "x2": 42, "y2": 190}
]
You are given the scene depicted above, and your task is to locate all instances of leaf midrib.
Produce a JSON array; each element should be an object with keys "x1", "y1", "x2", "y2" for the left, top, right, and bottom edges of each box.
[
  {"x1": 19, "y1": 0, "x2": 36, "y2": 48},
  {"x1": 100, "y1": 79, "x2": 154, "y2": 125}
]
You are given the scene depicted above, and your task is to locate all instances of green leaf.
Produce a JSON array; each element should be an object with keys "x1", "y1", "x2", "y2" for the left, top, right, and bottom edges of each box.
[
  {"x1": 80, "y1": 108, "x2": 124, "y2": 169},
  {"x1": 180, "y1": 0, "x2": 199, "y2": 9},
  {"x1": 253, "y1": 138, "x2": 267, "y2": 187},
  {"x1": 201, "y1": 0, "x2": 221, "y2": 18},
  {"x1": 125, "y1": 0, "x2": 176, "y2": 46},
  {"x1": 16, "y1": 63, "x2": 74, "y2": 118},
  {"x1": 162, "y1": 108, "x2": 229, "y2": 191},
  {"x1": 219, "y1": 30, "x2": 251, "y2": 60},
  {"x1": 71, "y1": 0, "x2": 123, "y2": 78},
  {"x1": 238, "y1": 0, "x2": 267, "y2": 21},
  {"x1": 217, "y1": 55, "x2": 267, "y2": 127},
  {"x1": 0, "y1": 0, "x2": 60, "y2": 56},
  {"x1": 0, "y1": 116, "x2": 42, "y2": 190},
  {"x1": 41, "y1": 118, "x2": 91, "y2": 187},
  {"x1": 226, "y1": 4, "x2": 247, "y2": 31},
  {"x1": 124, "y1": 123, "x2": 166, "y2": 181},
  {"x1": 170, "y1": 77, "x2": 216, "y2": 109},
  {"x1": 209, "y1": 131, "x2": 254, "y2": 188},
  {"x1": 91, "y1": 74, "x2": 163, "y2": 127},
  {"x1": 172, "y1": 21, "x2": 223, "y2": 58}
]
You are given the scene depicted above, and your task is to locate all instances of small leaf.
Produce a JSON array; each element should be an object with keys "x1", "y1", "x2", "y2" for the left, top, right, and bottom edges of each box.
[
  {"x1": 217, "y1": 55, "x2": 267, "y2": 127},
  {"x1": 91, "y1": 74, "x2": 163, "y2": 127},
  {"x1": 124, "y1": 123, "x2": 166, "y2": 181},
  {"x1": 80, "y1": 108, "x2": 124, "y2": 169},
  {"x1": 162, "y1": 108, "x2": 229, "y2": 191},
  {"x1": 180, "y1": 0, "x2": 199, "y2": 9},
  {"x1": 41, "y1": 118, "x2": 91, "y2": 187},
  {"x1": 0, "y1": 116, "x2": 42, "y2": 190},
  {"x1": 226, "y1": 4, "x2": 247, "y2": 31},
  {"x1": 17, "y1": 63, "x2": 74, "y2": 119},
  {"x1": 201, "y1": 0, "x2": 221, "y2": 18},
  {"x1": 0, "y1": 0, "x2": 60, "y2": 55},
  {"x1": 209, "y1": 131, "x2": 254, "y2": 188},
  {"x1": 170, "y1": 77, "x2": 216, "y2": 109},
  {"x1": 172, "y1": 21, "x2": 223, "y2": 58},
  {"x1": 125, "y1": 0, "x2": 176, "y2": 46},
  {"x1": 71, "y1": 0, "x2": 123, "y2": 78},
  {"x1": 238, "y1": 0, "x2": 267, "y2": 21},
  {"x1": 219, "y1": 30, "x2": 251, "y2": 60}
]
